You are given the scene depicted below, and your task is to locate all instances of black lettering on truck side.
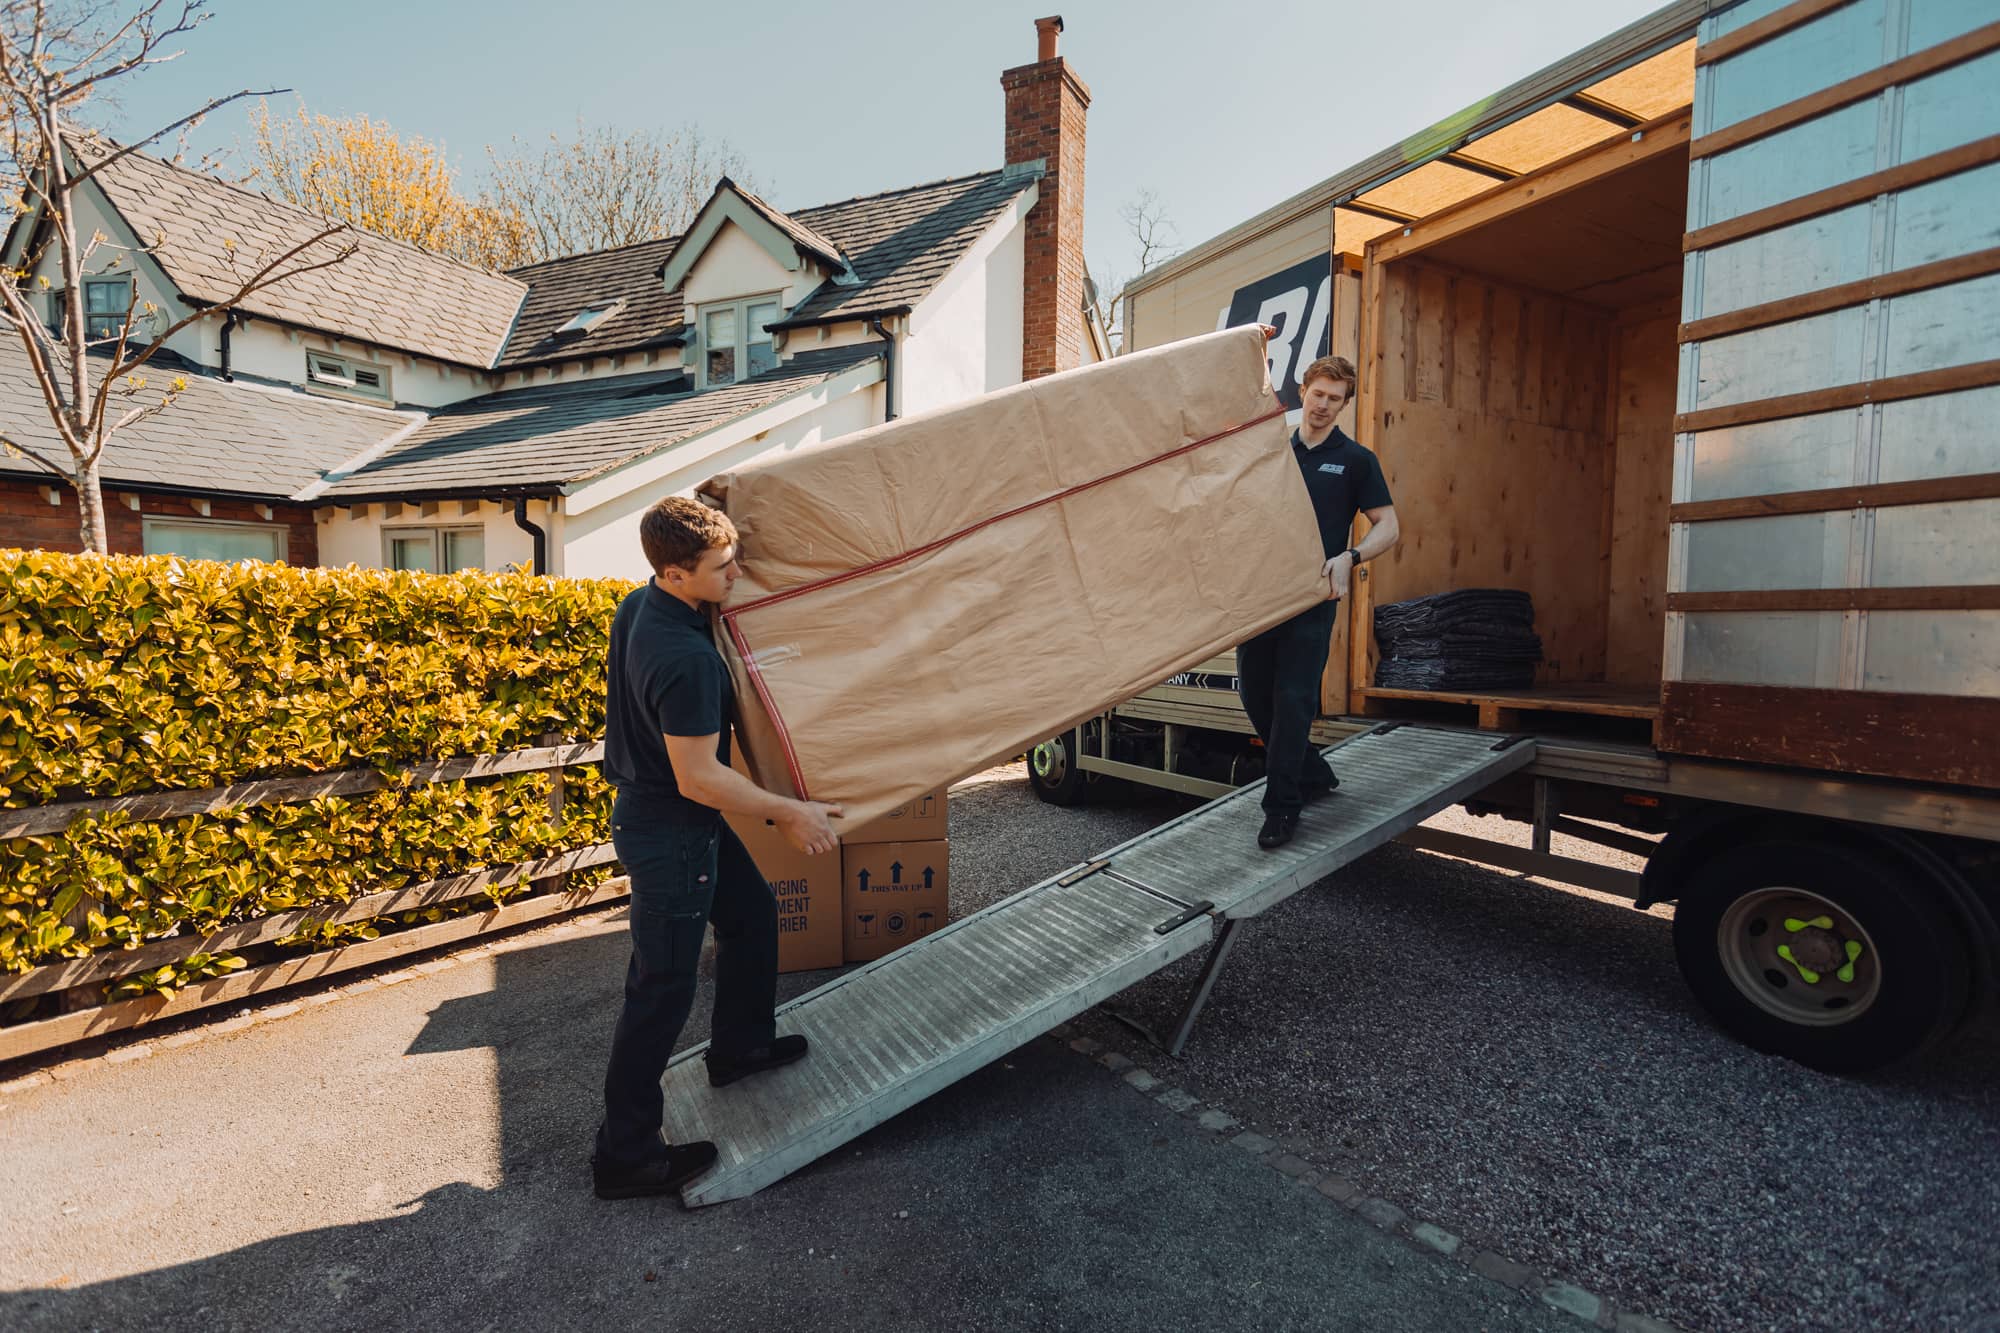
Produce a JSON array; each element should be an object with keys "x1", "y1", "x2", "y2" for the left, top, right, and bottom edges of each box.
[{"x1": 1216, "y1": 254, "x2": 1334, "y2": 410}]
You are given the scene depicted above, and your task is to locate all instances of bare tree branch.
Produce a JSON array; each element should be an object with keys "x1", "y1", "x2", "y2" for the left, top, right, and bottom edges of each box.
[
  {"x1": 0, "y1": 0, "x2": 355, "y2": 550},
  {"x1": 1090, "y1": 188, "x2": 1182, "y2": 350},
  {"x1": 84, "y1": 224, "x2": 354, "y2": 465},
  {"x1": 66, "y1": 86, "x2": 281, "y2": 185},
  {"x1": 480, "y1": 120, "x2": 759, "y2": 266},
  {"x1": 111, "y1": 224, "x2": 354, "y2": 379},
  {"x1": 0, "y1": 429, "x2": 72, "y2": 477}
]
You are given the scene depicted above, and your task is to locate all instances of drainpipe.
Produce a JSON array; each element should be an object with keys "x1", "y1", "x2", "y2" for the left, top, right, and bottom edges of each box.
[
  {"x1": 219, "y1": 309, "x2": 240, "y2": 381},
  {"x1": 865, "y1": 315, "x2": 898, "y2": 421},
  {"x1": 512, "y1": 496, "x2": 549, "y2": 576}
]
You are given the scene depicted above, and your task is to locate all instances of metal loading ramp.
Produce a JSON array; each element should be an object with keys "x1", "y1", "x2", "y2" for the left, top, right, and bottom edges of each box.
[{"x1": 663, "y1": 724, "x2": 1538, "y2": 1206}]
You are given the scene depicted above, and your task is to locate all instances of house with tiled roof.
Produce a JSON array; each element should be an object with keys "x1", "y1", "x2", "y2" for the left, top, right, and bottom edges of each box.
[{"x1": 0, "y1": 20, "x2": 1099, "y2": 577}]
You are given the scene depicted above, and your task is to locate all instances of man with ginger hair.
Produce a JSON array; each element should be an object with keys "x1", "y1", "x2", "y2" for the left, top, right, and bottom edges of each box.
[
  {"x1": 592, "y1": 495, "x2": 844, "y2": 1200},
  {"x1": 1239, "y1": 352, "x2": 1400, "y2": 850}
]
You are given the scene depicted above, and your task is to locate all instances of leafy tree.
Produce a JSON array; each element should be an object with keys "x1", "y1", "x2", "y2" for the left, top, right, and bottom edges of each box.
[{"x1": 246, "y1": 100, "x2": 528, "y2": 268}]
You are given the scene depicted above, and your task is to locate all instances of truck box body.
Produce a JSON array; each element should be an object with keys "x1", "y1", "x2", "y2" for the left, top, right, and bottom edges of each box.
[{"x1": 1119, "y1": 0, "x2": 2000, "y2": 789}]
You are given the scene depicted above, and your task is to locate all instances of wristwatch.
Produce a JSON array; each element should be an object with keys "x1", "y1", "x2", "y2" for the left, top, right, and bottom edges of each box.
[{"x1": 1344, "y1": 547, "x2": 1361, "y2": 564}]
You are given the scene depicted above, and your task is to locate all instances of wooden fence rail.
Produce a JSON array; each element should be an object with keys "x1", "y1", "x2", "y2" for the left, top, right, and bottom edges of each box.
[
  {"x1": 0, "y1": 877, "x2": 632, "y2": 1064},
  {"x1": 0, "y1": 842, "x2": 620, "y2": 1003},
  {"x1": 1, "y1": 739, "x2": 623, "y2": 1064},
  {"x1": 0, "y1": 741, "x2": 608, "y2": 839}
]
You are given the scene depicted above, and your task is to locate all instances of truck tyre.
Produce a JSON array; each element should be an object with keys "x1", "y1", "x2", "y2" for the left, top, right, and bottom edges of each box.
[
  {"x1": 1671, "y1": 838, "x2": 1971, "y2": 1073},
  {"x1": 1026, "y1": 730, "x2": 1086, "y2": 805}
]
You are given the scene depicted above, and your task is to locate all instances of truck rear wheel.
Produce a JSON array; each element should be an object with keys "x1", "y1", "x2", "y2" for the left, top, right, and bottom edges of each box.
[
  {"x1": 1026, "y1": 730, "x2": 1086, "y2": 805},
  {"x1": 1671, "y1": 838, "x2": 1970, "y2": 1073}
]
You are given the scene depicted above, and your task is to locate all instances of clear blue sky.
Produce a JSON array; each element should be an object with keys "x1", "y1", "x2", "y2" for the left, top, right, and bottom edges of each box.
[{"x1": 100, "y1": 0, "x2": 1666, "y2": 279}]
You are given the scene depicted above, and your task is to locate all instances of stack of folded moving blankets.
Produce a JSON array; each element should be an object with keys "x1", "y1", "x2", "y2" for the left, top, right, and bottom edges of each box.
[{"x1": 1373, "y1": 589, "x2": 1543, "y2": 691}]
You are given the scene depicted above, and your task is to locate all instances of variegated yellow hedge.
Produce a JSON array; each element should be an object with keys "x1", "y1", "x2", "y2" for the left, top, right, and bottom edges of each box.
[{"x1": 0, "y1": 549, "x2": 632, "y2": 987}]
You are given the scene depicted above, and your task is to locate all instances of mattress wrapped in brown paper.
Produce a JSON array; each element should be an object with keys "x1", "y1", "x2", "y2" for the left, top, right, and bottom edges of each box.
[{"x1": 697, "y1": 325, "x2": 1328, "y2": 830}]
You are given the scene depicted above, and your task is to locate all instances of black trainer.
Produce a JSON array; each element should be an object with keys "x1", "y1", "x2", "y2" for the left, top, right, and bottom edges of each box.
[
  {"x1": 706, "y1": 1033, "x2": 810, "y2": 1088},
  {"x1": 1257, "y1": 812, "x2": 1299, "y2": 850},
  {"x1": 592, "y1": 1140, "x2": 718, "y2": 1200}
]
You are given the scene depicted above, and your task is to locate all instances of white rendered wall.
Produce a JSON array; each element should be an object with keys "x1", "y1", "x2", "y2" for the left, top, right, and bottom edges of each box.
[
  {"x1": 681, "y1": 220, "x2": 819, "y2": 313},
  {"x1": 27, "y1": 185, "x2": 201, "y2": 364},
  {"x1": 222, "y1": 320, "x2": 494, "y2": 408},
  {"x1": 559, "y1": 384, "x2": 882, "y2": 580},
  {"x1": 899, "y1": 213, "x2": 1025, "y2": 417},
  {"x1": 313, "y1": 496, "x2": 556, "y2": 574}
]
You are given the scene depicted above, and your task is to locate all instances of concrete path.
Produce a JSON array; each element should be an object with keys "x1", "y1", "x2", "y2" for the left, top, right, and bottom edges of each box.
[{"x1": 1, "y1": 909, "x2": 1559, "y2": 1332}]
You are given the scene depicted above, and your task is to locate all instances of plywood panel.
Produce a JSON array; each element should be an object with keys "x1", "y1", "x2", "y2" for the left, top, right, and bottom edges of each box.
[
  {"x1": 1373, "y1": 403, "x2": 1610, "y2": 682},
  {"x1": 1458, "y1": 103, "x2": 1617, "y2": 173},
  {"x1": 1419, "y1": 148, "x2": 1689, "y2": 304},
  {"x1": 1584, "y1": 40, "x2": 1697, "y2": 121},
  {"x1": 1366, "y1": 261, "x2": 1615, "y2": 685},
  {"x1": 1331, "y1": 210, "x2": 1403, "y2": 258},
  {"x1": 1354, "y1": 161, "x2": 1501, "y2": 220},
  {"x1": 1607, "y1": 311, "x2": 1679, "y2": 684},
  {"x1": 1319, "y1": 269, "x2": 1364, "y2": 714}
]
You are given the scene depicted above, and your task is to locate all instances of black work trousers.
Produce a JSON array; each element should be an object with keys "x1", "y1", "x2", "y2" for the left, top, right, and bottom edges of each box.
[
  {"x1": 1236, "y1": 599, "x2": 1339, "y2": 815},
  {"x1": 596, "y1": 793, "x2": 777, "y2": 1165}
]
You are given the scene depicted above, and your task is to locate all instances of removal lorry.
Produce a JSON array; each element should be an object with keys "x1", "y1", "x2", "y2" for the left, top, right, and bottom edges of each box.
[{"x1": 1030, "y1": 0, "x2": 2000, "y2": 1073}]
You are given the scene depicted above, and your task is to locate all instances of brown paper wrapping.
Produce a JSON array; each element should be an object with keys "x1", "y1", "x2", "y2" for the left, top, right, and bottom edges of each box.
[{"x1": 699, "y1": 325, "x2": 1327, "y2": 828}]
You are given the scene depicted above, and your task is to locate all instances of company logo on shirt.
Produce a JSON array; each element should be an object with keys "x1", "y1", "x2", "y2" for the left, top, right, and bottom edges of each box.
[{"x1": 1319, "y1": 463, "x2": 1346, "y2": 474}]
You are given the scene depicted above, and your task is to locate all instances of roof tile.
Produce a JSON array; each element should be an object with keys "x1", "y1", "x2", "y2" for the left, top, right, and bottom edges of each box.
[{"x1": 79, "y1": 143, "x2": 527, "y2": 368}]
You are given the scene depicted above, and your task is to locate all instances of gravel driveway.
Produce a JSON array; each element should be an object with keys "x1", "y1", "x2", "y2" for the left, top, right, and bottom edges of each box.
[{"x1": 947, "y1": 762, "x2": 2000, "y2": 1333}]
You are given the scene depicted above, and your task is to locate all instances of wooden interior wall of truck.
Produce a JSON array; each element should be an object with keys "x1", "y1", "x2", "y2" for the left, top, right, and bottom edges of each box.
[{"x1": 1342, "y1": 111, "x2": 1692, "y2": 740}]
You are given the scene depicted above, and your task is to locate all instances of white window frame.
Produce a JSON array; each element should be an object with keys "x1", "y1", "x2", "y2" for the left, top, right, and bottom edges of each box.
[
  {"x1": 383, "y1": 523, "x2": 487, "y2": 573},
  {"x1": 141, "y1": 515, "x2": 286, "y2": 565},
  {"x1": 698, "y1": 293, "x2": 783, "y2": 388},
  {"x1": 306, "y1": 350, "x2": 394, "y2": 402},
  {"x1": 43, "y1": 277, "x2": 135, "y2": 341},
  {"x1": 82, "y1": 276, "x2": 132, "y2": 342}
]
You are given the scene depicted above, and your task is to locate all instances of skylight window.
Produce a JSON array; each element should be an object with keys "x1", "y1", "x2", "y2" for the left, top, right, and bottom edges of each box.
[{"x1": 557, "y1": 301, "x2": 620, "y2": 335}]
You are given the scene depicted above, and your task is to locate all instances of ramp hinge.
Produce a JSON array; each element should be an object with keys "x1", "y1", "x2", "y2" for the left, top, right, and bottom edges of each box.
[
  {"x1": 1057, "y1": 858, "x2": 1110, "y2": 887},
  {"x1": 1153, "y1": 900, "x2": 1216, "y2": 935},
  {"x1": 1367, "y1": 722, "x2": 1408, "y2": 737},
  {"x1": 1490, "y1": 733, "x2": 1534, "y2": 752}
]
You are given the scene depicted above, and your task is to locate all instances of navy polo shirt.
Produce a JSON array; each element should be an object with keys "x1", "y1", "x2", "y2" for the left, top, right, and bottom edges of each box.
[
  {"x1": 1292, "y1": 426, "x2": 1393, "y2": 559},
  {"x1": 602, "y1": 582, "x2": 732, "y2": 822}
]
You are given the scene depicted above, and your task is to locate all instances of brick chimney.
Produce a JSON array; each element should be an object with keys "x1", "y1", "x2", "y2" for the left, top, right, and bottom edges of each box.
[{"x1": 1002, "y1": 15, "x2": 1090, "y2": 382}]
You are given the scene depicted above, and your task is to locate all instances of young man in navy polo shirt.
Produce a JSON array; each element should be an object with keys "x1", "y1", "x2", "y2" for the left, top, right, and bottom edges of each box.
[
  {"x1": 592, "y1": 496, "x2": 844, "y2": 1200},
  {"x1": 1239, "y1": 353, "x2": 1401, "y2": 850}
]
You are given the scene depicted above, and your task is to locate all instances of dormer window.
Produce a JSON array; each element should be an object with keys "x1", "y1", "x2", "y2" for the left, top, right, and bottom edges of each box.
[
  {"x1": 702, "y1": 296, "x2": 780, "y2": 387},
  {"x1": 83, "y1": 278, "x2": 132, "y2": 341},
  {"x1": 557, "y1": 300, "x2": 621, "y2": 336},
  {"x1": 306, "y1": 351, "x2": 392, "y2": 402},
  {"x1": 43, "y1": 277, "x2": 134, "y2": 341}
]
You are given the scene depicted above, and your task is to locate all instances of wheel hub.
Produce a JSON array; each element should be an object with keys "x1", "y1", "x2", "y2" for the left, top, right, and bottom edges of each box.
[
  {"x1": 1031, "y1": 739, "x2": 1066, "y2": 783},
  {"x1": 1716, "y1": 888, "x2": 1880, "y2": 1026},
  {"x1": 1781, "y1": 919, "x2": 1845, "y2": 976}
]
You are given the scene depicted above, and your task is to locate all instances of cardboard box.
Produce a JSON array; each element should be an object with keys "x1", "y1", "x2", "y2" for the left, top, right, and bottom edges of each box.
[
  {"x1": 841, "y1": 839, "x2": 950, "y2": 963},
  {"x1": 844, "y1": 787, "x2": 948, "y2": 845},
  {"x1": 724, "y1": 813, "x2": 844, "y2": 974}
]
